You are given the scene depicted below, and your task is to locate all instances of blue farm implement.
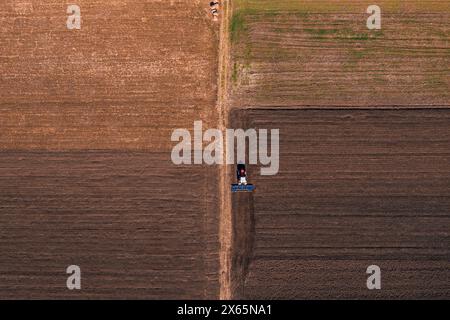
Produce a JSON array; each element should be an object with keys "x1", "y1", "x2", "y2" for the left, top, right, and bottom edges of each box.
[{"x1": 231, "y1": 184, "x2": 255, "y2": 193}]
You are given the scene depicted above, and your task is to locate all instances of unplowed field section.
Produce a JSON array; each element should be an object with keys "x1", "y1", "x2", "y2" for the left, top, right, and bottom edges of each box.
[
  {"x1": 231, "y1": 0, "x2": 450, "y2": 108},
  {"x1": 0, "y1": 151, "x2": 219, "y2": 299},
  {"x1": 230, "y1": 109, "x2": 450, "y2": 299},
  {"x1": 0, "y1": 0, "x2": 218, "y2": 150}
]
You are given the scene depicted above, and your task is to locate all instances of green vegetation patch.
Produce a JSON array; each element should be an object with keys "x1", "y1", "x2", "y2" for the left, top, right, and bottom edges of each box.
[{"x1": 231, "y1": 10, "x2": 247, "y2": 44}]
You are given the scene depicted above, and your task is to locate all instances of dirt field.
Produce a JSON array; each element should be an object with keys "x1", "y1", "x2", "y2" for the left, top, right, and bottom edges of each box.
[
  {"x1": 230, "y1": 0, "x2": 450, "y2": 108},
  {"x1": 1, "y1": 0, "x2": 449, "y2": 300},
  {"x1": 0, "y1": 0, "x2": 218, "y2": 150},
  {"x1": 0, "y1": 1, "x2": 221, "y2": 299},
  {"x1": 229, "y1": 108, "x2": 450, "y2": 299},
  {"x1": 0, "y1": 152, "x2": 219, "y2": 299}
]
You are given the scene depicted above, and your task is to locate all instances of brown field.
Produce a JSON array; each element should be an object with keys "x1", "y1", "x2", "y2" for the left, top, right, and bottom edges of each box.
[
  {"x1": 1, "y1": 0, "x2": 449, "y2": 300},
  {"x1": 229, "y1": 109, "x2": 450, "y2": 299},
  {"x1": 0, "y1": 152, "x2": 219, "y2": 299},
  {"x1": 230, "y1": 0, "x2": 450, "y2": 108},
  {"x1": 0, "y1": 0, "x2": 218, "y2": 150},
  {"x1": 0, "y1": 0, "x2": 221, "y2": 299}
]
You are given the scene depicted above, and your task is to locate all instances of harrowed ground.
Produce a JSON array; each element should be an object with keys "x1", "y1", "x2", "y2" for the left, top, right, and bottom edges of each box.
[
  {"x1": 0, "y1": 0, "x2": 221, "y2": 299},
  {"x1": 228, "y1": 0, "x2": 450, "y2": 299},
  {"x1": 0, "y1": 0, "x2": 449, "y2": 300}
]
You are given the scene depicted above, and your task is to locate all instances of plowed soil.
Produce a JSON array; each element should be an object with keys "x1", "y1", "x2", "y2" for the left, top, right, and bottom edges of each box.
[
  {"x1": 1, "y1": 0, "x2": 449, "y2": 300},
  {"x1": 0, "y1": 0, "x2": 221, "y2": 299},
  {"x1": 0, "y1": 151, "x2": 219, "y2": 299},
  {"x1": 230, "y1": 108, "x2": 450, "y2": 299}
]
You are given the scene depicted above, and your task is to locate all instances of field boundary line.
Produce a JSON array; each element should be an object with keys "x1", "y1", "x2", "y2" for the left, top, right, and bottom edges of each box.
[
  {"x1": 218, "y1": 0, "x2": 233, "y2": 300},
  {"x1": 237, "y1": 105, "x2": 450, "y2": 111}
]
